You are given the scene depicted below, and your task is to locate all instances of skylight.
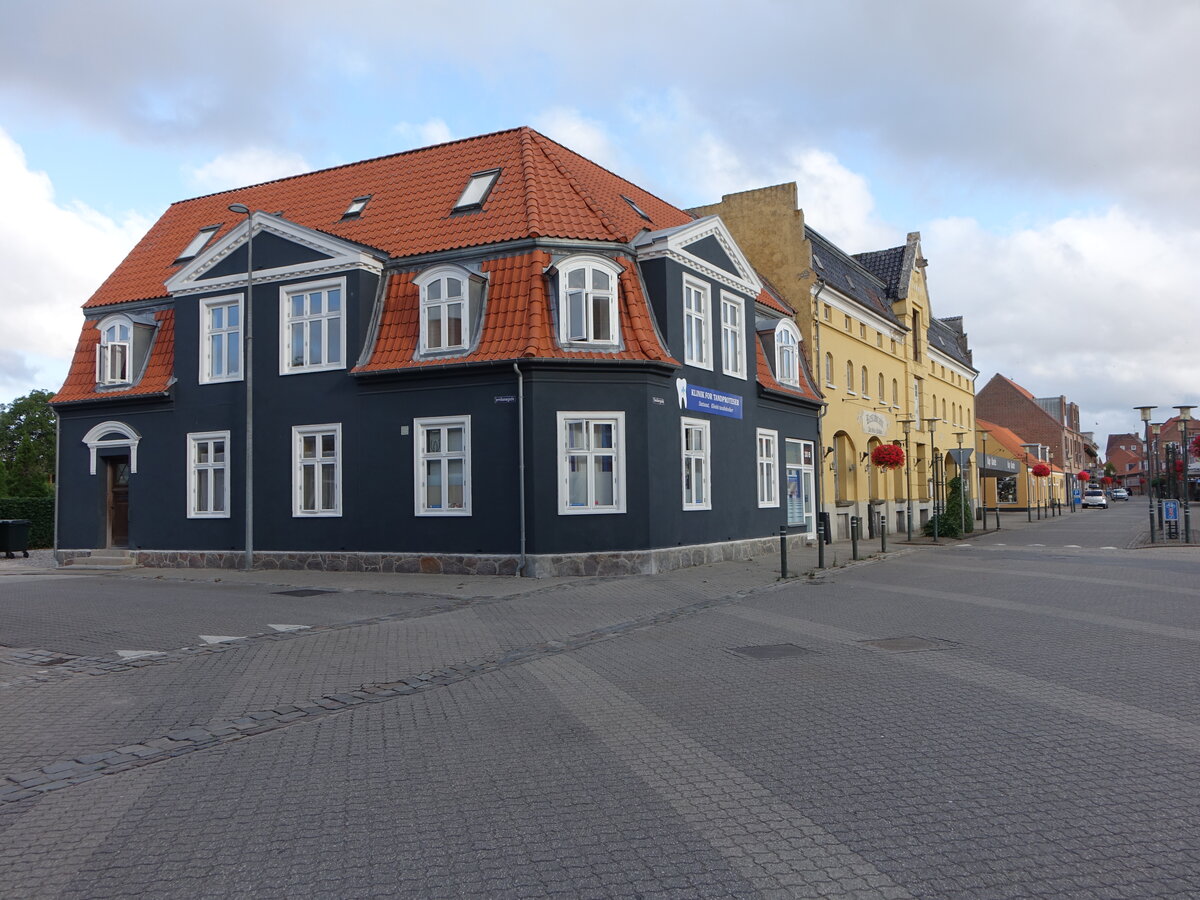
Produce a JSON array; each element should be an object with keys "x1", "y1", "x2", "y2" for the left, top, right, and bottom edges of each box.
[
  {"x1": 453, "y1": 169, "x2": 500, "y2": 211},
  {"x1": 177, "y1": 226, "x2": 219, "y2": 261},
  {"x1": 342, "y1": 195, "x2": 371, "y2": 218},
  {"x1": 845, "y1": 274, "x2": 856, "y2": 289},
  {"x1": 621, "y1": 195, "x2": 652, "y2": 221},
  {"x1": 812, "y1": 253, "x2": 825, "y2": 270}
]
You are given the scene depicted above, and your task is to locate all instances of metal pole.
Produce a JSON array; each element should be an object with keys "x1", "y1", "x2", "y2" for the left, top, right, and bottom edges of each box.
[
  {"x1": 1177, "y1": 407, "x2": 1194, "y2": 543},
  {"x1": 851, "y1": 516, "x2": 859, "y2": 560},
  {"x1": 779, "y1": 524, "x2": 788, "y2": 579},
  {"x1": 880, "y1": 512, "x2": 887, "y2": 553},
  {"x1": 817, "y1": 519, "x2": 825, "y2": 569},
  {"x1": 1147, "y1": 418, "x2": 1156, "y2": 543},
  {"x1": 228, "y1": 204, "x2": 255, "y2": 572}
]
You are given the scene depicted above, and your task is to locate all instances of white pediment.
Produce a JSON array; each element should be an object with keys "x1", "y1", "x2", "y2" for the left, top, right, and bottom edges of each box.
[
  {"x1": 633, "y1": 216, "x2": 762, "y2": 296},
  {"x1": 166, "y1": 215, "x2": 385, "y2": 296}
]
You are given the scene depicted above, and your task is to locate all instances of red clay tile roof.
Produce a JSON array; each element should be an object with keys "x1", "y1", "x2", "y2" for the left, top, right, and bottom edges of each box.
[
  {"x1": 754, "y1": 334, "x2": 823, "y2": 403},
  {"x1": 754, "y1": 280, "x2": 792, "y2": 316},
  {"x1": 52, "y1": 310, "x2": 175, "y2": 404},
  {"x1": 355, "y1": 251, "x2": 676, "y2": 373},
  {"x1": 84, "y1": 128, "x2": 694, "y2": 309}
]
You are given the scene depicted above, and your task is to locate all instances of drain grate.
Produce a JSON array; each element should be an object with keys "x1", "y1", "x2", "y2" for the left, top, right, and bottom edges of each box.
[
  {"x1": 727, "y1": 643, "x2": 813, "y2": 660},
  {"x1": 859, "y1": 636, "x2": 955, "y2": 653},
  {"x1": 273, "y1": 589, "x2": 335, "y2": 598}
]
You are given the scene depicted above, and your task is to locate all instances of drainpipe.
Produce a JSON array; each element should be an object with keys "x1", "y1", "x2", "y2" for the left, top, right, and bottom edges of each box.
[
  {"x1": 53, "y1": 408, "x2": 61, "y2": 563},
  {"x1": 513, "y1": 362, "x2": 527, "y2": 576},
  {"x1": 812, "y1": 278, "x2": 828, "y2": 550}
]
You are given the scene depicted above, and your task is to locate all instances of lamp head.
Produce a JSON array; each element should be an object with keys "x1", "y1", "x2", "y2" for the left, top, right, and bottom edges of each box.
[
  {"x1": 1135, "y1": 405, "x2": 1156, "y2": 423},
  {"x1": 228, "y1": 202, "x2": 251, "y2": 215},
  {"x1": 1175, "y1": 405, "x2": 1195, "y2": 422}
]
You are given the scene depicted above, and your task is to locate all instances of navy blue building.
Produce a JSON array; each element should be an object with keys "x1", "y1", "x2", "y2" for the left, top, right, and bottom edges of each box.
[{"x1": 53, "y1": 128, "x2": 823, "y2": 575}]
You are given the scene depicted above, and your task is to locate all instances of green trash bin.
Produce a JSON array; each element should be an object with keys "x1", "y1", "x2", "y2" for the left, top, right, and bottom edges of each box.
[{"x1": 0, "y1": 519, "x2": 32, "y2": 558}]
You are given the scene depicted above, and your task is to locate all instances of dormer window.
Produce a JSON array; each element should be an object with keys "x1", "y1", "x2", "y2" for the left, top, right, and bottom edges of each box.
[
  {"x1": 177, "y1": 226, "x2": 219, "y2": 262},
  {"x1": 342, "y1": 195, "x2": 371, "y2": 219},
  {"x1": 557, "y1": 255, "x2": 622, "y2": 346},
  {"x1": 453, "y1": 169, "x2": 500, "y2": 211},
  {"x1": 774, "y1": 319, "x2": 801, "y2": 387},
  {"x1": 414, "y1": 266, "x2": 479, "y2": 354},
  {"x1": 96, "y1": 317, "x2": 133, "y2": 385}
]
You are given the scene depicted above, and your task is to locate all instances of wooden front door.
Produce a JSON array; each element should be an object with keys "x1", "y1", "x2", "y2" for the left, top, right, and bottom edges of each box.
[{"x1": 107, "y1": 455, "x2": 130, "y2": 548}]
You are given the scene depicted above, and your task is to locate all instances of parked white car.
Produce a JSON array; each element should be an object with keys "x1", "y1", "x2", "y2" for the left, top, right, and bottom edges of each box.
[
  {"x1": 1110, "y1": 488, "x2": 1129, "y2": 501},
  {"x1": 1082, "y1": 488, "x2": 1109, "y2": 509}
]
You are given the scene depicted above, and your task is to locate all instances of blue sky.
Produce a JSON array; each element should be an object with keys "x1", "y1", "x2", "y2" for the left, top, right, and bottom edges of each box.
[{"x1": 2, "y1": 0, "x2": 1198, "y2": 446}]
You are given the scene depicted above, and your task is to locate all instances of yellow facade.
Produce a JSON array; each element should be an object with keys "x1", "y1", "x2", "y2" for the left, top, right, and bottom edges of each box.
[{"x1": 691, "y1": 185, "x2": 978, "y2": 538}]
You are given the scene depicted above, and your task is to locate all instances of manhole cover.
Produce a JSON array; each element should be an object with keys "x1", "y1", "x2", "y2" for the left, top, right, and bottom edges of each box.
[
  {"x1": 273, "y1": 589, "x2": 335, "y2": 597},
  {"x1": 859, "y1": 636, "x2": 955, "y2": 653},
  {"x1": 727, "y1": 643, "x2": 813, "y2": 659}
]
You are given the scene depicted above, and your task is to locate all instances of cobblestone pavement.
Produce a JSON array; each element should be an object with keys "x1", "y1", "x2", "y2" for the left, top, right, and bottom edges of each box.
[{"x1": 3, "y1": 503, "x2": 1200, "y2": 897}]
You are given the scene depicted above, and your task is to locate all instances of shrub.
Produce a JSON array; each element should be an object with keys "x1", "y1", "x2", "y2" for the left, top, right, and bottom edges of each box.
[
  {"x1": 0, "y1": 497, "x2": 54, "y2": 548},
  {"x1": 922, "y1": 476, "x2": 973, "y2": 539}
]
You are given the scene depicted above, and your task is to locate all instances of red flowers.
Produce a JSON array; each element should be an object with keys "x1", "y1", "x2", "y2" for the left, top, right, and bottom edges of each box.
[
  {"x1": 871, "y1": 443, "x2": 905, "y2": 470},
  {"x1": 1100, "y1": 475, "x2": 1114, "y2": 484},
  {"x1": 1031, "y1": 463, "x2": 1051, "y2": 477},
  {"x1": 1076, "y1": 470, "x2": 1090, "y2": 482}
]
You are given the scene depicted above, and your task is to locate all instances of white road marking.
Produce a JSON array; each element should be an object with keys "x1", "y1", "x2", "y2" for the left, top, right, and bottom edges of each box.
[
  {"x1": 1065, "y1": 545, "x2": 1082, "y2": 548},
  {"x1": 1029, "y1": 543, "x2": 1045, "y2": 547},
  {"x1": 199, "y1": 634, "x2": 245, "y2": 644},
  {"x1": 956, "y1": 544, "x2": 972, "y2": 548},
  {"x1": 267, "y1": 623, "x2": 310, "y2": 632},
  {"x1": 115, "y1": 650, "x2": 164, "y2": 660},
  {"x1": 1101, "y1": 546, "x2": 1119, "y2": 550}
]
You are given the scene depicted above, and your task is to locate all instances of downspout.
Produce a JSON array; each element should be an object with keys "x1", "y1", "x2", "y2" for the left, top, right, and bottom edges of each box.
[
  {"x1": 53, "y1": 408, "x2": 61, "y2": 563},
  {"x1": 513, "y1": 362, "x2": 527, "y2": 576}
]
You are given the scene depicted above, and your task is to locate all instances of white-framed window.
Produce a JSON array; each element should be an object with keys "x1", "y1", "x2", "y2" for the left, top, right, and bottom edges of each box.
[
  {"x1": 558, "y1": 255, "x2": 621, "y2": 346},
  {"x1": 187, "y1": 431, "x2": 230, "y2": 518},
  {"x1": 199, "y1": 294, "x2": 242, "y2": 383},
  {"x1": 414, "y1": 416, "x2": 471, "y2": 516},
  {"x1": 775, "y1": 319, "x2": 800, "y2": 386},
  {"x1": 415, "y1": 267, "x2": 470, "y2": 354},
  {"x1": 757, "y1": 428, "x2": 779, "y2": 508},
  {"x1": 95, "y1": 317, "x2": 132, "y2": 385},
  {"x1": 785, "y1": 439, "x2": 816, "y2": 535},
  {"x1": 557, "y1": 412, "x2": 625, "y2": 514},
  {"x1": 720, "y1": 293, "x2": 746, "y2": 379},
  {"x1": 292, "y1": 423, "x2": 342, "y2": 516},
  {"x1": 683, "y1": 277, "x2": 712, "y2": 369},
  {"x1": 280, "y1": 277, "x2": 346, "y2": 374},
  {"x1": 681, "y1": 417, "x2": 711, "y2": 511}
]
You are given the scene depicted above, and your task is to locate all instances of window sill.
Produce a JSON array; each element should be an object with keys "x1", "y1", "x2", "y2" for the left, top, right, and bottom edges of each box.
[
  {"x1": 559, "y1": 507, "x2": 627, "y2": 516},
  {"x1": 200, "y1": 375, "x2": 244, "y2": 385},
  {"x1": 281, "y1": 364, "x2": 347, "y2": 376}
]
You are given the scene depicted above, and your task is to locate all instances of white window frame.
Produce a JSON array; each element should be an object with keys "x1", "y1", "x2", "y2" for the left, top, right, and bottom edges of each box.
[
  {"x1": 292, "y1": 423, "x2": 342, "y2": 517},
  {"x1": 774, "y1": 319, "x2": 801, "y2": 387},
  {"x1": 199, "y1": 294, "x2": 243, "y2": 384},
  {"x1": 720, "y1": 292, "x2": 746, "y2": 380},
  {"x1": 187, "y1": 431, "x2": 231, "y2": 519},
  {"x1": 558, "y1": 255, "x2": 622, "y2": 347},
  {"x1": 414, "y1": 266, "x2": 471, "y2": 355},
  {"x1": 757, "y1": 428, "x2": 779, "y2": 508},
  {"x1": 279, "y1": 277, "x2": 347, "y2": 375},
  {"x1": 557, "y1": 411, "x2": 626, "y2": 515},
  {"x1": 414, "y1": 416, "x2": 471, "y2": 516},
  {"x1": 683, "y1": 276, "x2": 712, "y2": 370},
  {"x1": 681, "y1": 417, "x2": 711, "y2": 511},
  {"x1": 95, "y1": 316, "x2": 133, "y2": 385}
]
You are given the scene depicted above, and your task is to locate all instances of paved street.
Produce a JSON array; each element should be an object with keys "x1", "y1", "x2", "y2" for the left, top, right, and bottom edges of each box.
[{"x1": 3, "y1": 502, "x2": 1200, "y2": 898}]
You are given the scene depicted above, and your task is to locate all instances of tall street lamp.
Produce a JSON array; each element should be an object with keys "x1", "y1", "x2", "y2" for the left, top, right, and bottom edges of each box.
[
  {"x1": 954, "y1": 431, "x2": 967, "y2": 534},
  {"x1": 1177, "y1": 405, "x2": 1194, "y2": 543},
  {"x1": 228, "y1": 203, "x2": 255, "y2": 571},
  {"x1": 1135, "y1": 406, "x2": 1156, "y2": 543},
  {"x1": 977, "y1": 428, "x2": 989, "y2": 532},
  {"x1": 899, "y1": 417, "x2": 915, "y2": 542},
  {"x1": 926, "y1": 417, "x2": 941, "y2": 542},
  {"x1": 1020, "y1": 443, "x2": 1038, "y2": 522}
]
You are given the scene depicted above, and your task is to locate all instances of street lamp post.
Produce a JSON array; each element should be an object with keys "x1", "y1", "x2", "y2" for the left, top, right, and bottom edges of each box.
[
  {"x1": 1136, "y1": 406, "x2": 1156, "y2": 543},
  {"x1": 899, "y1": 417, "x2": 916, "y2": 542},
  {"x1": 228, "y1": 203, "x2": 254, "y2": 571},
  {"x1": 1152, "y1": 424, "x2": 1163, "y2": 529},
  {"x1": 1020, "y1": 443, "x2": 1038, "y2": 523},
  {"x1": 1177, "y1": 405, "x2": 1194, "y2": 543},
  {"x1": 954, "y1": 431, "x2": 967, "y2": 534},
  {"x1": 978, "y1": 429, "x2": 988, "y2": 532}
]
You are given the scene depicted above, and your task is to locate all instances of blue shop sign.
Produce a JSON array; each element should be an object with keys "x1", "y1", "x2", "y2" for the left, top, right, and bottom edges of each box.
[{"x1": 675, "y1": 378, "x2": 743, "y2": 419}]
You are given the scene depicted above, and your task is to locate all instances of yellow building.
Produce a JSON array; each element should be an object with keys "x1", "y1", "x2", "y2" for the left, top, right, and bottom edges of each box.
[
  {"x1": 976, "y1": 419, "x2": 1066, "y2": 517},
  {"x1": 691, "y1": 184, "x2": 978, "y2": 539}
]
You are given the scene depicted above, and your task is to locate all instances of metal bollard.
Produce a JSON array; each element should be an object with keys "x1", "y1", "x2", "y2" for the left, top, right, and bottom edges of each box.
[
  {"x1": 995, "y1": 506, "x2": 1001, "y2": 530},
  {"x1": 779, "y1": 524, "x2": 788, "y2": 579},
  {"x1": 851, "y1": 516, "x2": 860, "y2": 560},
  {"x1": 880, "y1": 512, "x2": 887, "y2": 553},
  {"x1": 817, "y1": 519, "x2": 826, "y2": 569}
]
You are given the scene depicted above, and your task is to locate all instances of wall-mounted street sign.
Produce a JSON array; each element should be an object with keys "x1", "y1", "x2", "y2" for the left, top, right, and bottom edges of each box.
[
  {"x1": 675, "y1": 378, "x2": 743, "y2": 419},
  {"x1": 979, "y1": 453, "x2": 1020, "y2": 476}
]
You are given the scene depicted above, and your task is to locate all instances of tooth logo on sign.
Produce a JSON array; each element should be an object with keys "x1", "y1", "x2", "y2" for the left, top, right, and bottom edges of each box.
[{"x1": 676, "y1": 377, "x2": 688, "y2": 409}]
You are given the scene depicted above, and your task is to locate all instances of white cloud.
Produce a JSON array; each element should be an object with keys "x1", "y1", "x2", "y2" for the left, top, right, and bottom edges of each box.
[
  {"x1": 186, "y1": 147, "x2": 311, "y2": 192},
  {"x1": 0, "y1": 128, "x2": 148, "y2": 401},
  {"x1": 392, "y1": 119, "x2": 454, "y2": 150},
  {"x1": 532, "y1": 108, "x2": 625, "y2": 171}
]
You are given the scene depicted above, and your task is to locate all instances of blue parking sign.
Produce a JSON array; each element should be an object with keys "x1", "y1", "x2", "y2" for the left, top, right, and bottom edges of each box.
[{"x1": 1163, "y1": 499, "x2": 1180, "y2": 522}]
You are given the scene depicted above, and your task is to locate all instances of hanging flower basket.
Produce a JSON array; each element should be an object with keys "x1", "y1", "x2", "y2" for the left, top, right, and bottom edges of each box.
[
  {"x1": 871, "y1": 444, "x2": 905, "y2": 470},
  {"x1": 1100, "y1": 475, "x2": 1114, "y2": 484},
  {"x1": 1076, "y1": 471, "x2": 1090, "y2": 482},
  {"x1": 1031, "y1": 463, "x2": 1051, "y2": 478},
  {"x1": 1174, "y1": 460, "x2": 1184, "y2": 474},
  {"x1": 1191, "y1": 433, "x2": 1200, "y2": 457}
]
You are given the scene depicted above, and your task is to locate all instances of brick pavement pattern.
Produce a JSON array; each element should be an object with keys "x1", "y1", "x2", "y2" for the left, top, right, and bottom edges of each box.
[{"x1": 2, "y1": 503, "x2": 1200, "y2": 896}]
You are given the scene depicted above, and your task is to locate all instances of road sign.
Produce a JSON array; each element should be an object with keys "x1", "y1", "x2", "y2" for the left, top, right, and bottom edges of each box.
[
  {"x1": 1163, "y1": 499, "x2": 1180, "y2": 522},
  {"x1": 1073, "y1": 489, "x2": 1082, "y2": 501}
]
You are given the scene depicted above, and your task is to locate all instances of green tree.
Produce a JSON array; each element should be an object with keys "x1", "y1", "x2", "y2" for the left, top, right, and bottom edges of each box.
[
  {"x1": 0, "y1": 389, "x2": 56, "y2": 497},
  {"x1": 1104, "y1": 461, "x2": 1116, "y2": 480},
  {"x1": 923, "y1": 476, "x2": 973, "y2": 539}
]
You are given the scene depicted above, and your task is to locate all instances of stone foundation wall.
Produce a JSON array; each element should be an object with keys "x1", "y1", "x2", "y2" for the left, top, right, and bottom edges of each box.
[{"x1": 57, "y1": 533, "x2": 810, "y2": 577}]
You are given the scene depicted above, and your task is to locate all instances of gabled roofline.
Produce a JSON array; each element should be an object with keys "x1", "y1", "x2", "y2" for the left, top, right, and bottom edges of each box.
[{"x1": 633, "y1": 215, "x2": 762, "y2": 296}]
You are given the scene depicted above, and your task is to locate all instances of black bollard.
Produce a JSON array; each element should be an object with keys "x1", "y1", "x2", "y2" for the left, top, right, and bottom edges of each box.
[
  {"x1": 779, "y1": 524, "x2": 788, "y2": 579},
  {"x1": 817, "y1": 519, "x2": 825, "y2": 569},
  {"x1": 851, "y1": 516, "x2": 860, "y2": 561},
  {"x1": 880, "y1": 513, "x2": 887, "y2": 553}
]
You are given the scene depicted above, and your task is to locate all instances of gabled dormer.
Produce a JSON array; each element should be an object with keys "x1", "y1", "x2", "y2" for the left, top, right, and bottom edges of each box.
[
  {"x1": 633, "y1": 216, "x2": 762, "y2": 298},
  {"x1": 94, "y1": 312, "x2": 157, "y2": 388}
]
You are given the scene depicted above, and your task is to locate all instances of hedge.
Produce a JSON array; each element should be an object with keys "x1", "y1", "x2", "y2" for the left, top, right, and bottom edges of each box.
[{"x1": 0, "y1": 497, "x2": 54, "y2": 548}]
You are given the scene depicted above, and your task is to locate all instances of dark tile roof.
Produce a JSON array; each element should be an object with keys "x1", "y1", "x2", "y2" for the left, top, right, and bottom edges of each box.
[
  {"x1": 806, "y1": 228, "x2": 900, "y2": 325},
  {"x1": 927, "y1": 316, "x2": 974, "y2": 368},
  {"x1": 851, "y1": 245, "x2": 906, "y2": 299}
]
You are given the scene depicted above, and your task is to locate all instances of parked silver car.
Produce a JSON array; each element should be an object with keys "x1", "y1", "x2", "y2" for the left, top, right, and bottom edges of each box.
[
  {"x1": 1110, "y1": 488, "x2": 1130, "y2": 501},
  {"x1": 1082, "y1": 488, "x2": 1108, "y2": 509}
]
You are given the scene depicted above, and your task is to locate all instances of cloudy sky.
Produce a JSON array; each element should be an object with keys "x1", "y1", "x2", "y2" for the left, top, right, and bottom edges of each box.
[{"x1": 2, "y1": 0, "x2": 1197, "y2": 446}]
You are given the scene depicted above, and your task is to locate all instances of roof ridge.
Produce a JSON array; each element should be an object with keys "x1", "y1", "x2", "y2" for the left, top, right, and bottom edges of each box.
[
  {"x1": 518, "y1": 128, "x2": 545, "y2": 238},
  {"x1": 530, "y1": 131, "x2": 625, "y2": 241},
  {"x1": 171, "y1": 126, "x2": 530, "y2": 206}
]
